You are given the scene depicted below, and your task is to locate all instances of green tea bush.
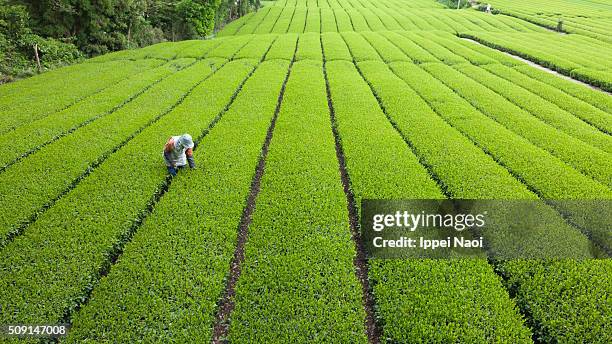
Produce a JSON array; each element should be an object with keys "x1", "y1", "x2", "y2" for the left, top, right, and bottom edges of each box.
[
  {"x1": 0, "y1": 58, "x2": 258, "y2": 329},
  {"x1": 67, "y1": 59, "x2": 290, "y2": 342}
]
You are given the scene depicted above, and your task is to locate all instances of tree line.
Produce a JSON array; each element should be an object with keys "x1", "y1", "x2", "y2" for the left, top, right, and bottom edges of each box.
[{"x1": 1, "y1": 0, "x2": 261, "y2": 83}]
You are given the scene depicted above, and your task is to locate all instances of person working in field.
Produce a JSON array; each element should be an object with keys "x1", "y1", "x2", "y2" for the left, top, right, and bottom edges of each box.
[{"x1": 163, "y1": 133, "x2": 196, "y2": 176}]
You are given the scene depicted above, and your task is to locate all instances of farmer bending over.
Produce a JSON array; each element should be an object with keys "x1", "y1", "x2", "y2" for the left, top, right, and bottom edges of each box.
[{"x1": 163, "y1": 133, "x2": 196, "y2": 176}]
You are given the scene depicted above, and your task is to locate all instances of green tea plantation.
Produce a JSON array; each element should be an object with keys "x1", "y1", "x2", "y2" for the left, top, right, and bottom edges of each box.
[{"x1": 0, "y1": 0, "x2": 610, "y2": 343}]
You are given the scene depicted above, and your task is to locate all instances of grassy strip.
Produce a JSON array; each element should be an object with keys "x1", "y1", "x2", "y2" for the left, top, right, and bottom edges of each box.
[
  {"x1": 459, "y1": 32, "x2": 612, "y2": 92},
  {"x1": 83, "y1": 40, "x2": 198, "y2": 62},
  {"x1": 388, "y1": 61, "x2": 612, "y2": 199},
  {"x1": 360, "y1": 31, "x2": 409, "y2": 63},
  {"x1": 344, "y1": 61, "x2": 534, "y2": 342},
  {"x1": 394, "y1": 11, "x2": 431, "y2": 30},
  {"x1": 356, "y1": 60, "x2": 535, "y2": 199},
  {"x1": 237, "y1": 7, "x2": 273, "y2": 35},
  {"x1": 378, "y1": 31, "x2": 438, "y2": 63},
  {"x1": 353, "y1": 45, "x2": 609, "y2": 343},
  {"x1": 419, "y1": 12, "x2": 455, "y2": 32},
  {"x1": 288, "y1": 7, "x2": 307, "y2": 33},
  {"x1": 218, "y1": 12, "x2": 255, "y2": 36},
  {"x1": 347, "y1": 9, "x2": 370, "y2": 31},
  {"x1": 399, "y1": 32, "x2": 467, "y2": 65},
  {"x1": 227, "y1": 59, "x2": 368, "y2": 343},
  {"x1": 358, "y1": 7, "x2": 386, "y2": 31},
  {"x1": 0, "y1": 59, "x2": 260, "y2": 329},
  {"x1": 256, "y1": 6, "x2": 282, "y2": 34},
  {"x1": 234, "y1": 34, "x2": 278, "y2": 60},
  {"x1": 0, "y1": 59, "x2": 147, "y2": 101},
  {"x1": 480, "y1": 63, "x2": 612, "y2": 144},
  {"x1": 0, "y1": 58, "x2": 223, "y2": 242},
  {"x1": 370, "y1": 260, "x2": 533, "y2": 343},
  {"x1": 342, "y1": 32, "x2": 382, "y2": 62},
  {"x1": 424, "y1": 62, "x2": 612, "y2": 186},
  {"x1": 325, "y1": 59, "x2": 441, "y2": 206},
  {"x1": 321, "y1": 8, "x2": 338, "y2": 32},
  {"x1": 304, "y1": 7, "x2": 321, "y2": 32},
  {"x1": 373, "y1": 11, "x2": 402, "y2": 30},
  {"x1": 572, "y1": 68, "x2": 612, "y2": 93},
  {"x1": 0, "y1": 59, "x2": 194, "y2": 169},
  {"x1": 322, "y1": 32, "x2": 352, "y2": 61},
  {"x1": 0, "y1": 59, "x2": 161, "y2": 135},
  {"x1": 129, "y1": 40, "x2": 201, "y2": 60},
  {"x1": 323, "y1": 41, "x2": 380, "y2": 342},
  {"x1": 498, "y1": 260, "x2": 612, "y2": 343},
  {"x1": 421, "y1": 32, "x2": 500, "y2": 66},
  {"x1": 176, "y1": 39, "x2": 224, "y2": 58},
  {"x1": 512, "y1": 64, "x2": 612, "y2": 115},
  {"x1": 266, "y1": 33, "x2": 299, "y2": 60},
  {"x1": 476, "y1": 65, "x2": 612, "y2": 144},
  {"x1": 66, "y1": 59, "x2": 290, "y2": 343},
  {"x1": 379, "y1": 9, "x2": 415, "y2": 30},
  {"x1": 205, "y1": 35, "x2": 253, "y2": 58},
  {"x1": 272, "y1": 6, "x2": 295, "y2": 33},
  {"x1": 296, "y1": 32, "x2": 323, "y2": 61},
  {"x1": 333, "y1": 8, "x2": 353, "y2": 31},
  {"x1": 459, "y1": 33, "x2": 579, "y2": 71}
]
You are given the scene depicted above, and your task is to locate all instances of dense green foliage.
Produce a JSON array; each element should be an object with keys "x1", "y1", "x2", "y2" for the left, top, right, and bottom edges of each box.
[
  {"x1": 229, "y1": 59, "x2": 368, "y2": 342},
  {"x1": 0, "y1": 1, "x2": 82, "y2": 82},
  {"x1": 0, "y1": 0, "x2": 262, "y2": 82},
  {"x1": 219, "y1": 0, "x2": 545, "y2": 35},
  {"x1": 461, "y1": 32, "x2": 612, "y2": 91},
  {"x1": 325, "y1": 57, "x2": 533, "y2": 342},
  {"x1": 1, "y1": 0, "x2": 610, "y2": 342},
  {"x1": 499, "y1": 260, "x2": 612, "y2": 343},
  {"x1": 0, "y1": 59, "x2": 262, "y2": 330},
  {"x1": 485, "y1": 0, "x2": 612, "y2": 43},
  {"x1": 68, "y1": 58, "x2": 285, "y2": 343}
]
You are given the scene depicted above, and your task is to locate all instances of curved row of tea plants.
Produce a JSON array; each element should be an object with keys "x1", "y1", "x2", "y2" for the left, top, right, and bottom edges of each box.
[
  {"x1": 0, "y1": 58, "x2": 261, "y2": 331},
  {"x1": 0, "y1": 59, "x2": 193, "y2": 169},
  {"x1": 336, "y1": 38, "x2": 609, "y2": 342},
  {"x1": 218, "y1": 0, "x2": 545, "y2": 36},
  {"x1": 0, "y1": 35, "x2": 269, "y2": 243},
  {"x1": 326, "y1": 51, "x2": 534, "y2": 343},
  {"x1": 460, "y1": 32, "x2": 612, "y2": 91},
  {"x1": 66, "y1": 58, "x2": 293, "y2": 343},
  {"x1": 0, "y1": 60, "x2": 161, "y2": 135},
  {"x1": 227, "y1": 59, "x2": 368, "y2": 342}
]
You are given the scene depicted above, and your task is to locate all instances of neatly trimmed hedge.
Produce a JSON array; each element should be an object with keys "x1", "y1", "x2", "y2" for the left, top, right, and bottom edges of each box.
[
  {"x1": 266, "y1": 33, "x2": 299, "y2": 60},
  {"x1": 513, "y1": 64, "x2": 612, "y2": 115},
  {"x1": 0, "y1": 59, "x2": 158, "y2": 135},
  {"x1": 228, "y1": 60, "x2": 368, "y2": 343},
  {"x1": 483, "y1": 63, "x2": 612, "y2": 141},
  {"x1": 0, "y1": 57, "x2": 216, "y2": 240},
  {"x1": 0, "y1": 59, "x2": 187, "y2": 168},
  {"x1": 67, "y1": 59, "x2": 290, "y2": 342},
  {"x1": 0, "y1": 59, "x2": 259, "y2": 329},
  {"x1": 498, "y1": 260, "x2": 612, "y2": 343},
  {"x1": 342, "y1": 31, "x2": 382, "y2": 62},
  {"x1": 360, "y1": 31, "x2": 410, "y2": 63},
  {"x1": 459, "y1": 32, "x2": 612, "y2": 92},
  {"x1": 357, "y1": 60, "x2": 535, "y2": 199},
  {"x1": 295, "y1": 32, "x2": 322, "y2": 60},
  {"x1": 432, "y1": 62, "x2": 612, "y2": 187},
  {"x1": 389, "y1": 61, "x2": 612, "y2": 199},
  {"x1": 321, "y1": 32, "x2": 352, "y2": 61}
]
